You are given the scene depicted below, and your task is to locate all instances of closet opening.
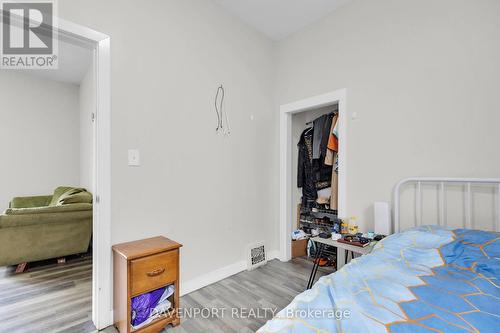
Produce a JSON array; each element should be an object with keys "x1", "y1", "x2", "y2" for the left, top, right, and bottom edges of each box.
[{"x1": 279, "y1": 89, "x2": 346, "y2": 262}]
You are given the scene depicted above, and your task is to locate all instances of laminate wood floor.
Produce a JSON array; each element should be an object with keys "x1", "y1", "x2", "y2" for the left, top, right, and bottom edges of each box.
[
  {"x1": 0, "y1": 256, "x2": 333, "y2": 333},
  {"x1": 104, "y1": 258, "x2": 332, "y2": 333},
  {"x1": 0, "y1": 255, "x2": 95, "y2": 333}
]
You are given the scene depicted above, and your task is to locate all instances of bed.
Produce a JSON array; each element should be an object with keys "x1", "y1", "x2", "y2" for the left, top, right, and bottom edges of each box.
[{"x1": 258, "y1": 178, "x2": 500, "y2": 333}]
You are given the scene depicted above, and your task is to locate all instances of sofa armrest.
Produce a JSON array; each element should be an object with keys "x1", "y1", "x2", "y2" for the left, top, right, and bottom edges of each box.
[{"x1": 10, "y1": 195, "x2": 53, "y2": 208}]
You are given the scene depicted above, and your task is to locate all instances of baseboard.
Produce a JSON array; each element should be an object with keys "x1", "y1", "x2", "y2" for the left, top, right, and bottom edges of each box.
[
  {"x1": 181, "y1": 249, "x2": 281, "y2": 296},
  {"x1": 267, "y1": 250, "x2": 280, "y2": 260},
  {"x1": 181, "y1": 260, "x2": 246, "y2": 296}
]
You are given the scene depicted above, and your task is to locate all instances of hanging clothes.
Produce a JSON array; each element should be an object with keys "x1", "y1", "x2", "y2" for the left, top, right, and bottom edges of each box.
[
  {"x1": 330, "y1": 153, "x2": 339, "y2": 210},
  {"x1": 313, "y1": 112, "x2": 334, "y2": 190},
  {"x1": 312, "y1": 113, "x2": 334, "y2": 161},
  {"x1": 325, "y1": 114, "x2": 338, "y2": 166},
  {"x1": 312, "y1": 115, "x2": 326, "y2": 159},
  {"x1": 325, "y1": 112, "x2": 339, "y2": 210},
  {"x1": 319, "y1": 113, "x2": 334, "y2": 160},
  {"x1": 327, "y1": 114, "x2": 339, "y2": 152},
  {"x1": 298, "y1": 111, "x2": 337, "y2": 208},
  {"x1": 297, "y1": 128, "x2": 317, "y2": 207}
]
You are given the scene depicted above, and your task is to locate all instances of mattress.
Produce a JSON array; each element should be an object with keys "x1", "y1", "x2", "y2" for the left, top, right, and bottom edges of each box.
[{"x1": 258, "y1": 226, "x2": 500, "y2": 333}]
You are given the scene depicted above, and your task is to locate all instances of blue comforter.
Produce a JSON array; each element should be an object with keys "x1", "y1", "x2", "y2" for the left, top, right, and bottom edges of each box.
[{"x1": 258, "y1": 226, "x2": 500, "y2": 333}]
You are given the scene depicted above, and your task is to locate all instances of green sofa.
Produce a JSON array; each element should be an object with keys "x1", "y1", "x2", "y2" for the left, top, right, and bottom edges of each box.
[{"x1": 0, "y1": 186, "x2": 93, "y2": 267}]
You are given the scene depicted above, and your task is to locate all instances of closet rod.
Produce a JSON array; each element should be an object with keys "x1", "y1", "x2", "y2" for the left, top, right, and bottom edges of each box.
[{"x1": 304, "y1": 110, "x2": 339, "y2": 127}]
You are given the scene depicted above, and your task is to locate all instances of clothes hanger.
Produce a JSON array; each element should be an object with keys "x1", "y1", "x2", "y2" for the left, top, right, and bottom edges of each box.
[{"x1": 304, "y1": 125, "x2": 313, "y2": 135}]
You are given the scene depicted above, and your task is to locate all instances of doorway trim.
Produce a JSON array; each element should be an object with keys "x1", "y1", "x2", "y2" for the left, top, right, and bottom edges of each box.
[
  {"x1": 279, "y1": 89, "x2": 347, "y2": 261},
  {"x1": 55, "y1": 19, "x2": 112, "y2": 329},
  {"x1": 2, "y1": 11, "x2": 113, "y2": 328}
]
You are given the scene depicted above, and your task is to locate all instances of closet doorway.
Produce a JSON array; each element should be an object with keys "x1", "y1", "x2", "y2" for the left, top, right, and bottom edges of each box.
[{"x1": 279, "y1": 89, "x2": 347, "y2": 261}]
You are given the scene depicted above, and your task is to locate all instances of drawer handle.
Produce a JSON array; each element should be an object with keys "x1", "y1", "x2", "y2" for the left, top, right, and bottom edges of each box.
[{"x1": 146, "y1": 268, "x2": 165, "y2": 277}]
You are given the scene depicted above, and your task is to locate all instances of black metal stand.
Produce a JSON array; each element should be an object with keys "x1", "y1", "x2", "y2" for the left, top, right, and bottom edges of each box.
[
  {"x1": 306, "y1": 243, "x2": 324, "y2": 289},
  {"x1": 306, "y1": 242, "x2": 353, "y2": 290},
  {"x1": 345, "y1": 250, "x2": 355, "y2": 264}
]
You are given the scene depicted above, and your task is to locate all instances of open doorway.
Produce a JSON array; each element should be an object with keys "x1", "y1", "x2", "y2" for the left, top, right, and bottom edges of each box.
[
  {"x1": 0, "y1": 38, "x2": 95, "y2": 331},
  {"x1": 279, "y1": 89, "x2": 347, "y2": 262},
  {"x1": 0, "y1": 14, "x2": 111, "y2": 331}
]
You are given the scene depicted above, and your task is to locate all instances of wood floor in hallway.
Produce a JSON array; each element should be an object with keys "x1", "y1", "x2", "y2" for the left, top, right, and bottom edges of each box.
[{"x1": 0, "y1": 255, "x2": 95, "y2": 333}]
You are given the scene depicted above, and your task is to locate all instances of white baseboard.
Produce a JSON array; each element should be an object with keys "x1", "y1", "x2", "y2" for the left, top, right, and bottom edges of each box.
[
  {"x1": 181, "y1": 260, "x2": 246, "y2": 296},
  {"x1": 267, "y1": 250, "x2": 280, "y2": 260},
  {"x1": 180, "y1": 249, "x2": 281, "y2": 296}
]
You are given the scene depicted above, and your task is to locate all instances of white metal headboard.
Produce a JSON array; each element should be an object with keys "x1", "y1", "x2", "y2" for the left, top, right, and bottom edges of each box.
[{"x1": 393, "y1": 177, "x2": 500, "y2": 233}]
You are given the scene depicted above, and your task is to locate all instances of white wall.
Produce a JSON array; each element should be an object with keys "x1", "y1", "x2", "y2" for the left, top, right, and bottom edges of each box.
[
  {"x1": 59, "y1": 0, "x2": 277, "y2": 286},
  {"x1": 79, "y1": 62, "x2": 95, "y2": 192},
  {"x1": 275, "y1": 0, "x2": 500, "y2": 231},
  {"x1": 0, "y1": 71, "x2": 80, "y2": 210}
]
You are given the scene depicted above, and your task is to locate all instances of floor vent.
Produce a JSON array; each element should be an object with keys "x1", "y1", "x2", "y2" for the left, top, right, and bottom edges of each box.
[{"x1": 247, "y1": 241, "x2": 267, "y2": 270}]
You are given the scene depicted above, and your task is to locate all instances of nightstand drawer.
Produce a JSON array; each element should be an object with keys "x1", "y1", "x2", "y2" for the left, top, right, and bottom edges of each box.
[{"x1": 130, "y1": 250, "x2": 178, "y2": 296}]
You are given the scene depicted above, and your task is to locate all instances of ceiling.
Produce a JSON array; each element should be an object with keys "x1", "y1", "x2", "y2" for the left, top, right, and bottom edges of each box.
[
  {"x1": 24, "y1": 39, "x2": 93, "y2": 85},
  {"x1": 214, "y1": 0, "x2": 351, "y2": 40}
]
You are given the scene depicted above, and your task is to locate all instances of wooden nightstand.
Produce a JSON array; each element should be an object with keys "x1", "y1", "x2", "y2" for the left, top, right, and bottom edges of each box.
[{"x1": 112, "y1": 236, "x2": 182, "y2": 333}]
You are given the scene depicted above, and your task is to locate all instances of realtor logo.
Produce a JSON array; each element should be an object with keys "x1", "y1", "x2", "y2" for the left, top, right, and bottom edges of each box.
[{"x1": 1, "y1": 0, "x2": 58, "y2": 69}]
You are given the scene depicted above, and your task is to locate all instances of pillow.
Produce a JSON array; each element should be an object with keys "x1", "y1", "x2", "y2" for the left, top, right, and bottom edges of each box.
[
  {"x1": 57, "y1": 189, "x2": 92, "y2": 205},
  {"x1": 49, "y1": 186, "x2": 77, "y2": 206}
]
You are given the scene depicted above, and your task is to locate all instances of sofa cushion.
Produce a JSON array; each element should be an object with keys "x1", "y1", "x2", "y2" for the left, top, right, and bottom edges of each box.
[
  {"x1": 0, "y1": 204, "x2": 92, "y2": 230},
  {"x1": 4, "y1": 203, "x2": 93, "y2": 215},
  {"x1": 10, "y1": 195, "x2": 53, "y2": 209},
  {"x1": 57, "y1": 191, "x2": 93, "y2": 205}
]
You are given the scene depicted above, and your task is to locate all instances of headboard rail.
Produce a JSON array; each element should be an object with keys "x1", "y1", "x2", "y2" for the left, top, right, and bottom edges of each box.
[{"x1": 393, "y1": 177, "x2": 500, "y2": 233}]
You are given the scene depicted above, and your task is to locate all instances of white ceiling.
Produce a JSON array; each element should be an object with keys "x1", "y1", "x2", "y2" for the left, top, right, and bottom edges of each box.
[
  {"x1": 24, "y1": 39, "x2": 93, "y2": 85},
  {"x1": 214, "y1": 0, "x2": 351, "y2": 40}
]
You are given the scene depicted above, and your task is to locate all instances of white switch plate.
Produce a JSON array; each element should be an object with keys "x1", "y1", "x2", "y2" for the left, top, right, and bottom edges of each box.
[{"x1": 128, "y1": 149, "x2": 140, "y2": 166}]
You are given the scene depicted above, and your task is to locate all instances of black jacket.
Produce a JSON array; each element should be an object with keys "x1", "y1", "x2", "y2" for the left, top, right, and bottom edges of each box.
[
  {"x1": 297, "y1": 128, "x2": 317, "y2": 206},
  {"x1": 297, "y1": 112, "x2": 335, "y2": 206},
  {"x1": 313, "y1": 112, "x2": 334, "y2": 190}
]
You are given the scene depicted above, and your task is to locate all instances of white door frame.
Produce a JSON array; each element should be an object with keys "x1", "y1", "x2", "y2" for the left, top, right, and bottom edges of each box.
[
  {"x1": 279, "y1": 89, "x2": 347, "y2": 261},
  {"x1": 55, "y1": 20, "x2": 113, "y2": 329}
]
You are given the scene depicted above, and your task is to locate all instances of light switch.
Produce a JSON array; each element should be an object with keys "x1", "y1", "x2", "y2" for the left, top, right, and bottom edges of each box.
[{"x1": 128, "y1": 149, "x2": 140, "y2": 166}]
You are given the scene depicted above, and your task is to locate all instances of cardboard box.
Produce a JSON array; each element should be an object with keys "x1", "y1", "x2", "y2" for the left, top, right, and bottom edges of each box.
[{"x1": 291, "y1": 239, "x2": 308, "y2": 258}]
